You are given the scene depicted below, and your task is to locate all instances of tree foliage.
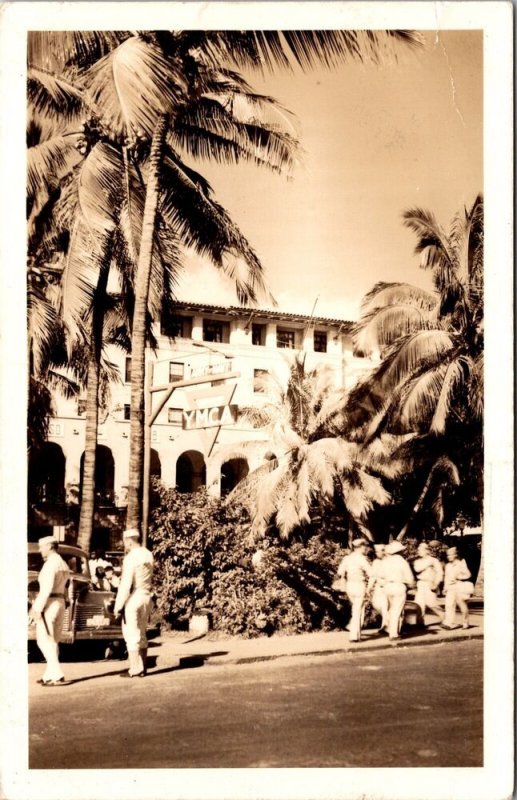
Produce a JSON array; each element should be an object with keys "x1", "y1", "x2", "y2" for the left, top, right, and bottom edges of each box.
[{"x1": 350, "y1": 196, "x2": 484, "y2": 530}]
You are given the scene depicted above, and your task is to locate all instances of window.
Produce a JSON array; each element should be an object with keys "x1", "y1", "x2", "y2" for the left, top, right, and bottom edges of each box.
[
  {"x1": 161, "y1": 314, "x2": 191, "y2": 339},
  {"x1": 253, "y1": 368, "x2": 269, "y2": 393},
  {"x1": 203, "y1": 320, "x2": 223, "y2": 343},
  {"x1": 252, "y1": 323, "x2": 265, "y2": 346},
  {"x1": 277, "y1": 328, "x2": 295, "y2": 349},
  {"x1": 123, "y1": 404, "x2": 130, "y2": 421},
  {"x1": 169, "y1": 362, "x2": 184, "y2": 383},
  {"x1": 168, "y1": 408, "x2": 183, "y2": 425},
  {"x1": 314, "y1": 331, "x2": 327, "y2": 353},
  {"x1": 77, "y1": 399, "x2": 87, "y2": 416},
  {"x1": 124, "y1": 357, "x2": 131, "y2": 383}
]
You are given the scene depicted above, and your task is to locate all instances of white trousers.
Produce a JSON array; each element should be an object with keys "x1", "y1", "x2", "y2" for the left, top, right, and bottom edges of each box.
[
  {"x1": 371, "y1": 586, "x2": 388, "y2": 629},
  {"x1": 415, "y1": 581, "x2": 440, "y2": 615},
  {"x1": 122, "y1": 590, "x2": 152, "y2": 653},
  {"x1": 444, "y1": 582, "x2": 474, "y2": 626},
  {"x1": 385, "y1": 582, "x2": 407, "y2": 639},
  {"x1": 346, "y1": 581, "x2": 366, "y2": 641},
  {"x1": 36, "y1": 598, "x2": 65, "y2": 681}
]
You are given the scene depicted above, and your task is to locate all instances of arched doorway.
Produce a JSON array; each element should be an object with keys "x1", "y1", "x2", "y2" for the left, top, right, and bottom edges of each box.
[
  {"x1": 80, "y1": 445, "x2": 115, "y2": 505},
  {"x1": 221, "y1": 457, "x2": 249, "y2": 497},
  {"x1": 28, "y1": 442, "x2": 66, "y2": 504},
  {"x1": 150, "y1": 448, "x2": 161, "y2": 480},
  {"x1": 176, "y1": 450, "x2": 206, "y2": 493}
]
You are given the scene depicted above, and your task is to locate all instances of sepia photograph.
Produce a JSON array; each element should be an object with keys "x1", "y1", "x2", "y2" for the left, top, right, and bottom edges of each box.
[{"x1": 0, "y1": 2, "x2": 513, "y2": 800}]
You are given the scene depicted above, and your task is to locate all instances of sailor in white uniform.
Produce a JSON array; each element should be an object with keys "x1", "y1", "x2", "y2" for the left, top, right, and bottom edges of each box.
[
  {"x1": 114, "y1": 528, "x2": 154, "y2": 677},
  {"x1": 29, "y1": 536, "x2": 70, "y2": 685},
  {"x1": 337, "y1": 539, "x2": 372, "y2": 642},
  {"x1": 368, "y1": 543, "x2": 389, "y2": 633},
  {"x1": 382, "y1": 541, "x2": 415, "y2": 641},
  {"x1": 413, "y1": 542, "x2": 444, "y2": 624}
]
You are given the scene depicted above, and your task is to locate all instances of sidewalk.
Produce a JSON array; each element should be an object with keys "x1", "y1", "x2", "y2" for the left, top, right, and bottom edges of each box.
[
  {"x1": 152, "y1": 607, "x2": 483, "y2": 670},
  {"x1": 28, "y1": 609, "x2": 483, "y2": 691}
]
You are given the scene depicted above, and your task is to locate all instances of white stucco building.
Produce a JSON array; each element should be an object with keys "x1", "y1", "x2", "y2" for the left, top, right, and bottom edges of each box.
[{"x1": 29, "y1": 302, "x2": 375, "y2": 548}]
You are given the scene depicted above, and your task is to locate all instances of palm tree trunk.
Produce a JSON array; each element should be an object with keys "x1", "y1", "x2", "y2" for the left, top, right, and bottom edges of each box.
[
  {"x1": 76, "y1": 341, "x2": 101, "y2": 551},
  {"x1": 77, "y1": 246, "x2": 111, "y2": 552},
  {"x1": 397, "y1": 465, "x2": 436, "y2": 541},
  {"x1": 126, "y1": 113, "x2": 168, "y2": 530}
]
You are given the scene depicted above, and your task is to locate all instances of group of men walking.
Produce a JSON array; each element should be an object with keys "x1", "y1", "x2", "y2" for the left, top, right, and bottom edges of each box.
[
  {"x1": 29, "y1": 528, "x2": 154, "y2": 686},
  {"x1": 336, "y1": 538, "x2": 474, "y2": 642},
  {"x1": 29, "y1": 528, "x2": 475, "y2": 684}
]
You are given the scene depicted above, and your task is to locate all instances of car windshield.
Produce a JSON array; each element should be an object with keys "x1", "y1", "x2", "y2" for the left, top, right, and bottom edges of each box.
[{"x1": 28, "y1": 550, "x2": 89, "y2": 577}]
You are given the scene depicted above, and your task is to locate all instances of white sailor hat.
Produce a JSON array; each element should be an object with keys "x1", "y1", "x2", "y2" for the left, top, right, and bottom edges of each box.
[
  {"x1": 122, "y1": 528, "x2": 140, "y2": 540},
  {"x1": 386, "y1": 541, "x2": 405, "y2": 555},
  {"x1": 38, "y1": 535, "x2": 58, "y2": 547},
  {"x1": 351, "y1": 538, "x2": 367, "y2": 549}
]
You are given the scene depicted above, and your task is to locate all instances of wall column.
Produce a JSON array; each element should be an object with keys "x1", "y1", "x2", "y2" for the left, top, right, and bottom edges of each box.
[
  {"x1": 191, "y1": 315, "x2": 203, "y2": 342},
  {"x1": 265, "y1": 322, "x2": 277, "y2": 348}
]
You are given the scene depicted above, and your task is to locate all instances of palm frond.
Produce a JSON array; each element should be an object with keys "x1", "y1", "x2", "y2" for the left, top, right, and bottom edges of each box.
[
  {"x1": 382, "y1": 329, "x2": 455, "y2": 387},
  {"x1": 429, "y1": 357, "x2": 469, "y2": 434},
  {"x1": 160, "y1": 149, "x2": 270, "y2": 304},
  {"x1": 27, "y1": 134, "x2": 82, "y2": 206},
  {"x1": 399, "y1": 363, "x2": 450, "y2": 430},
  {"x1": 27, "y1": 282, "x2": 59, "y2": 376},
  {"x1": 28, "y1": 67, "x2": 85, "y2": 122},
  {"x1": 359, "y1": 281, "x2": 437, "y2": 314},
  {"x1": 171, "y1": 96, "x2": 299, "y2": 175},
  {"x1": 28, "y1": 31, "x2": 130, "y2": 71},
  {"x1": 354, "y1": 304, "x2": 434, "y2": 356},
  {"x1": 188, "y1": 30, "x2": 423, "y2": 75},
  {"x1": 402, "y1": 207, "x2": 456, "y2": 270},
  {"x1": 85, "y1": 36, "x2": 189, "y2": 137},
  {"x1": 77, "y1": 141, "x2": 124, "y2": 231}
]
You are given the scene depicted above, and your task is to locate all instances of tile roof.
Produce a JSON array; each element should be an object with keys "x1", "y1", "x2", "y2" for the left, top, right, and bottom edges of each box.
[{"x1": 172, "y1": 301, "x2": 353, "y2": 328}]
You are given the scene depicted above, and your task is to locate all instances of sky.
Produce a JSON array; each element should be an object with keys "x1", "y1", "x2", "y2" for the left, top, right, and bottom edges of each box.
[{"x1": 175, "y1": 30, "x2": 483, "y2": 321}]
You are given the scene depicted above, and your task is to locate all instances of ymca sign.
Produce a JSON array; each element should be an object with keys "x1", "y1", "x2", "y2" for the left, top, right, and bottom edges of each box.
[{"x1": 182, "y1": 404, "x2": 238, "y2": 430}]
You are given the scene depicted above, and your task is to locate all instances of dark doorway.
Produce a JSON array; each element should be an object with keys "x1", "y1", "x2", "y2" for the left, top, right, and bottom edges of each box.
[
  {"x1": 28, "y1": 442, "x2": 66, "y2": 504},
  {"x1": 221, "y1": 457, "x2": 249, "y2": 497},
  {"x1": 176, "y1": 450, "x2": 206, "y2": 493},
  {"x1": 150, "y1": 448, "x2": 161, "y2": 480},
  {"x1": 80, "y1": 445, "x2": 115, "y2": 505}
]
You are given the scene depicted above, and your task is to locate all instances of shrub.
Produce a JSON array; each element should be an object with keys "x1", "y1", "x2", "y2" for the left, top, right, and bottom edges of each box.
[{"x1": 149, "y1": 484, "x2": 353, "y2": 636}]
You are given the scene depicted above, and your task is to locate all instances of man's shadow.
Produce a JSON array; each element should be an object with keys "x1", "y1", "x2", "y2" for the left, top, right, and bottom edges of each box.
[{"x1": 64, "y1": 651, "x2": 229, "y2": 685}]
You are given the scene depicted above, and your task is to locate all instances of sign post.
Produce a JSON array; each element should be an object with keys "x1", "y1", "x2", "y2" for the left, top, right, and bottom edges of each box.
[{"x1": 141, "y1": 364, "x2": 240, "y2": 545}]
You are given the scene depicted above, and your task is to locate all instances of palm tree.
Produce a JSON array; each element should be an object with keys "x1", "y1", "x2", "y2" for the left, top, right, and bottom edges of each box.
[
  {"x1": 28, "y1": 29, "x2": 423, "y2": 535},
  {"x1": 27, "y1": 262, "x2": 80, "y2": 454},
  {"x1": 28, "y1": 36, "x2": 285, "y2": 546},
  {"x1": 351, "y1": 195, "x2": 484, "y2": 534},
  {"x1": 229, "y1": 354, "x2": 404, "y2": 540}
]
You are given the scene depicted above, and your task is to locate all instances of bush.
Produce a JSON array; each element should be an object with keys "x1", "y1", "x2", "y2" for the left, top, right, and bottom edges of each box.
[{"x1": 149, "y1": 484, "x2": 352, "y2": 637}]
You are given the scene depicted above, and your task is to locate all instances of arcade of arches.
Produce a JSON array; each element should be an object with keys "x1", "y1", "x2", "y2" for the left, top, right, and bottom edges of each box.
[{"x1": 29, "y1": 445, "x2": 250, "y2": 536}]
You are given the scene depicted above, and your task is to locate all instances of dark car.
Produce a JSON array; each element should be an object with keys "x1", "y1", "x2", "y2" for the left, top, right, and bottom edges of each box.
[{"x1": 28, "y1": 542, "x2": 123, "y2": 645}]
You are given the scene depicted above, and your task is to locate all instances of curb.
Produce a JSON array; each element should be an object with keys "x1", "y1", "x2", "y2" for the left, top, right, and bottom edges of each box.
[{"x1": 168, "y1": 628, "x2": 484, "y2": 669}]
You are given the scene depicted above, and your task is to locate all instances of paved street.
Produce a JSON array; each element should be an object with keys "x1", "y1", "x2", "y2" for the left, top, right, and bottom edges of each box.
[{"x1": 29, "y1": 639, "x2": 482, "y2": 769}]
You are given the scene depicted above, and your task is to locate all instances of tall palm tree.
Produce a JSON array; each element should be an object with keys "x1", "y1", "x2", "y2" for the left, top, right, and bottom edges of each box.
[
  {"x1": 350, "y1": 195, "x2": 484, "y2": 533},
  {"x1": 28, "y1": 36, "x2": 286, "y2": 546},
  {"x1": 28, "y1": 29, "x2": 423, "y2": 534},
  {"x1": 229, "y1": 354, "x2": 405, "y2": 540}
]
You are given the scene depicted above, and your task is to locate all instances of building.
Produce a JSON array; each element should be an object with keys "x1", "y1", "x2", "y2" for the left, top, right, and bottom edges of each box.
[{"x1": 28, "y1": 302, "x2": 375, "y2": 548}]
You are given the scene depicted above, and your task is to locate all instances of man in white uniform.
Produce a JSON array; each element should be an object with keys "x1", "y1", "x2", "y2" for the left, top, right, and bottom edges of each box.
[
  {"x1": 413, "y1": 542, "x2": 444, "y2": 625},
  {"x1": 114, "y1": 528, "x2": 154, "y2": 678},
  {"x1": 337, "y1": 539, "x2": 372, "y2": 642},
  {"x1": 382, "y1": 541, "x2": 415, "y2": 641},
  {"x1": 28, "y1": 536, "x2": 70, "y2": 685},
  {"x1": 443, "y1": 546, "x2": 474, "y2": 629},
  {"x1": 368, "y1": 543, "x2": 388, "y2": 633}
]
